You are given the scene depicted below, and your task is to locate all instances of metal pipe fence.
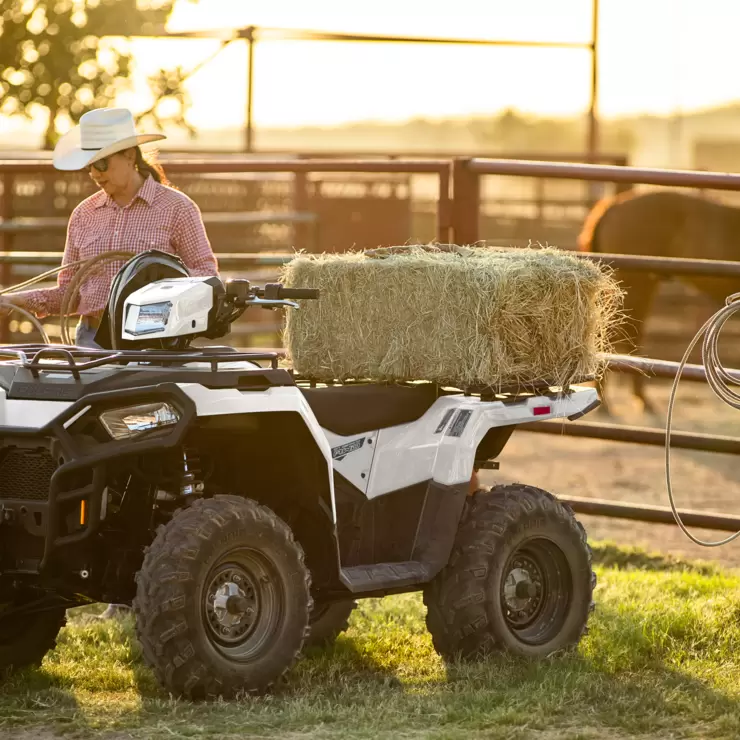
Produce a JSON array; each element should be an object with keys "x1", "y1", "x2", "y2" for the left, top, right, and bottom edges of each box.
[
  {"x1": 2, "y1": 155, "x2": 740, "y2": 533},
  {"x1": 451, "y1": 156, "x2": 740, "y2": 533},
  {"x1": 451, "y1": 156, "x2": 740, "y2": 244}
]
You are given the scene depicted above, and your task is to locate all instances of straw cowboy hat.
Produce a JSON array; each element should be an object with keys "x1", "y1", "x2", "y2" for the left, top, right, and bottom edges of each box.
[{"x1": 53, "y1": 107, "x2": 166, "y2": 171}]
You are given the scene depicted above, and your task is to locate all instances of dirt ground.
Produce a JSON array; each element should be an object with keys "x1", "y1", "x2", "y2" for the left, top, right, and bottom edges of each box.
[{"x1": 480, "y1": 374, "x2": 740, "y2": 568}]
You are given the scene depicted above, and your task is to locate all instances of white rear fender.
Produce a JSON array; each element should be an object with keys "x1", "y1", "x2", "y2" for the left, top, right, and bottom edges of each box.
[
  {"x1": 354, "y1": 386, "x2": 599, "y2": 498},
  {"x1": 431, "y1": 386, "x2": 600, "y2": 488}
]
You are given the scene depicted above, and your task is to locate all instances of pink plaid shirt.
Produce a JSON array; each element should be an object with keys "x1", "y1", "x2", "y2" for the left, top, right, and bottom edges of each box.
[{"x1": 22, "y1": 176, "x2": 219, "y2": 318}]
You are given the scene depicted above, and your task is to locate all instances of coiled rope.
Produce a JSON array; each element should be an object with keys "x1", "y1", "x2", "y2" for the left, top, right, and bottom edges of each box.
[
  {"x1": 0, "y1": 251, "x2": 135, "y2": 345},
  {"x1": 666, "y1": 291, "x2": 740, "y2": 546}
]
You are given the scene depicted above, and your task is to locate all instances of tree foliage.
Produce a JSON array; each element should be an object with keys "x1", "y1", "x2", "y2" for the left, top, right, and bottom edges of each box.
[
  {"x1": 0, "y1": 0, "x2": 195, "y2": 148},
  {"x1": 470, "y1": 107, "x2": 634, "y2": 155}
]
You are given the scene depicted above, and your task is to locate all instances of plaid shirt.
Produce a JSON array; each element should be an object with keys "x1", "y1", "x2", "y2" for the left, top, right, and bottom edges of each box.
[{"x1": 22, "y1": 176, "x2": 219, "y2": 318}]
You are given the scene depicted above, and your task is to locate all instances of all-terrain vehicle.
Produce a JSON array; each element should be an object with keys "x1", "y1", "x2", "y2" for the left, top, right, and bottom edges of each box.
[{"x1": 0, "y1": 251, "x2": 600, "y2": 699}]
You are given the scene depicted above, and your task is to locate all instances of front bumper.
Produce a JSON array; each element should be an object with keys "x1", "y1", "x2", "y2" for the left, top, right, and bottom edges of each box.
[{"x1": 0, "y1": 382, "x2": 196, "y2": 573}]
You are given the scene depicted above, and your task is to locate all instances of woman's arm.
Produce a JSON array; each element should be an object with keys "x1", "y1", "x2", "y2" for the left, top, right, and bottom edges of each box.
[
  {"x1": 9, "y1": 211, "x2": 82, "y2": 318},
  {"x1": 172, "y1": 199, "x2": 219, "y2": 277}
]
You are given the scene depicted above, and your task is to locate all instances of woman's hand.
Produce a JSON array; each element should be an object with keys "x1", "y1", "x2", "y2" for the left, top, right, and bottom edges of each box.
[{"x1": 0, "y1": 295, "x2": 31, "y2": 317}]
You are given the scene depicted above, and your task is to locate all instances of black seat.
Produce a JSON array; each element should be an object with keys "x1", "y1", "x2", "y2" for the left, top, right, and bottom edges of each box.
[{"x1": 300, "y1": 383, "x2": 438, "y2": 436}]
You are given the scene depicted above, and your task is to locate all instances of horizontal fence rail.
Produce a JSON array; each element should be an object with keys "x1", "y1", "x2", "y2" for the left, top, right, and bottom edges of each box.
[
  {"x1": 0, "y1": 211, "x2": 319, "y2": 233},
  {"x1": 0, "y1": 251, "x2": 294, "y2": 268},
  {"x1": 520, "y1": 418, "x2": 740, "y2": 456},
  {"x1": 604, "y1": 353, "x2": 740, "y2": 383},
  {"x1": 2, "y1": 248, "x2": 740, "y2": 279},
  {"x1": 557, "y1": 496, "x2": 740, "y2": 533},
  {"x1": 467, "y1": 157, "x2": 740, "y2": 190},
  {"x1": 0, "y1": 157, "x2": 452, "y2": 175}
]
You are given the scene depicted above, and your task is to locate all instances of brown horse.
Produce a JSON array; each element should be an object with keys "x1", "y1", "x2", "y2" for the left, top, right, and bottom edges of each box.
[{"x1": 577, "y1": 188, "x2": 740, "y2": 415}]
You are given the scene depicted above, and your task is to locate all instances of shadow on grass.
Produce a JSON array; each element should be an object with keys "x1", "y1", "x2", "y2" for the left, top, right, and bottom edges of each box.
[
  {"x1": 2, "y1": 595, "x2": 740, "y2": 737},
  {"x1": 0, "y1": 665, "x2": 83, "y2": 735}
]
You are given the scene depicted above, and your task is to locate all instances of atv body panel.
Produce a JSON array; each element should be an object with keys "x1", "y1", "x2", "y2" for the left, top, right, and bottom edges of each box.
[{"x1": 0, "y1": 343, "x2": 598, "y2": 601}]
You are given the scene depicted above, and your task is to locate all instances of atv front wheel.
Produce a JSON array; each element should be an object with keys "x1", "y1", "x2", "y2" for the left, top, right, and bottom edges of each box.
[
  {"x1": 0, "y1": 605, "x2": 66, "y2": 672},
  {"x1": 134, "y1": 495, "x2": 312, "y2": 700},
  {"x1": 306, "y1": 599, "x2": 357, "y2": 648},
  {"x1": 424, "y1": 484, "x2": 595, "y2": 661}
]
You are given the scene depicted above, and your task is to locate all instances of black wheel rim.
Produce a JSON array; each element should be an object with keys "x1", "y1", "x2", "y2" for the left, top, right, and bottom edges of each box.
[
  {"x1": 202, "y1": 547, "x2": 284, "y2": 662},
  {"x1": 498, "y1": 537, "x2": 572, "y2": 646}
]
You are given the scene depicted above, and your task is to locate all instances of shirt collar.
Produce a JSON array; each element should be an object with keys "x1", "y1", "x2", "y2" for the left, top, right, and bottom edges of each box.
[
  {"x1": 94, "y1": 175, "x2": 158, "y2": 209},
  {"x1": 137, "y1": 175, "x2": 158, "y2": 206}
]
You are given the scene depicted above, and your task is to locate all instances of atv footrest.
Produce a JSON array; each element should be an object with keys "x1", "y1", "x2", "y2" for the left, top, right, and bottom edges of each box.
[{"x1": 340, "y1": 561, "x2": 432, "y2": 592}]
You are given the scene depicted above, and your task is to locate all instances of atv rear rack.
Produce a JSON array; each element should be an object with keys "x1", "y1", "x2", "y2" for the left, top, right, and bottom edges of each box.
[
  {"x1": 0, "y1": 344, "x2": 281, "y2": 377},
  {"x1": 291, "y1": 374, "x2": 597, "y2": 402}
]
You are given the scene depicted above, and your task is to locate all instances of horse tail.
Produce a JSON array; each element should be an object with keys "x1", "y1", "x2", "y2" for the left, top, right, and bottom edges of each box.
[{"x1": 577, "y1": 196, "x2": 612, "y2": 252}]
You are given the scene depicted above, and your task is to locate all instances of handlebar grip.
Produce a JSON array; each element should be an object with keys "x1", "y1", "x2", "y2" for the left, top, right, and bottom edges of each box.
[{"x1": 279, "y1": 287, "x2": 320, "y2": 299}]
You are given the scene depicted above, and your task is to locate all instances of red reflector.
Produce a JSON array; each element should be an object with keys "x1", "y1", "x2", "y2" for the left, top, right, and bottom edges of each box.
[{"x1": 532, "y1": 406, "x2": 551, "y2": 416}]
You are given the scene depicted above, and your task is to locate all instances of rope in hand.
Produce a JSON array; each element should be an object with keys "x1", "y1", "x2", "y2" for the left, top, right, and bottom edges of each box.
[
  {"x1": 666, "y1": 291, "x2": 740, "y2": 547},
  {"x1": 0, "y1": 251, "x2": 135, "y2": 346}
]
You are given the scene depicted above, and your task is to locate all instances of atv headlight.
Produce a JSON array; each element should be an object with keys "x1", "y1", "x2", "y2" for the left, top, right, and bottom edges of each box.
[
  {"x1": 99, "y1": 402, "x2": 180, "y2": 440},
  {"x1": 124, "y1": 301, "x2": 172, "y2": 336}
]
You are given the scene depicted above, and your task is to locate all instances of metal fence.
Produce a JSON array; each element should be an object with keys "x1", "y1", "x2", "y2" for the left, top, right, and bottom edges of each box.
[
  {"x1": 0, "y1": 157, "x2": 453, "y2": 264},
  {"x1": 451, "y1": 157, "x2": 740, "y2": 532},
  {"x1": 1, "y1": 154, "x2": 739, "y2": 533}
]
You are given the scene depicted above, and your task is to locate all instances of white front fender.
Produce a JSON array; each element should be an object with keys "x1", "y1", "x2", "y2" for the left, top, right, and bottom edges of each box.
[{"x1": 176, "y1": 384, "x2": 336, "y2": 520}]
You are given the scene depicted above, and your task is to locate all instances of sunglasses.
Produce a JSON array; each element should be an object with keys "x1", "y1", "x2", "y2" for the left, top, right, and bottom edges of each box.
[{"x1": 87, "y1": 156, "x2": 110, "y2": 173}]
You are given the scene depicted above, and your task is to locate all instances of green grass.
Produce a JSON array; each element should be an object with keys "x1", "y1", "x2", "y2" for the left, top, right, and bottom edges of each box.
[{"x1": 3, "y1": 542, "x2": 740, "y2": 739}]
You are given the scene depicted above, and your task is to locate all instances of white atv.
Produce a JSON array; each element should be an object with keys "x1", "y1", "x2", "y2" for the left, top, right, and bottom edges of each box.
[{"x1": 0, "y1": 251, "x2": 600, "y2": 699}]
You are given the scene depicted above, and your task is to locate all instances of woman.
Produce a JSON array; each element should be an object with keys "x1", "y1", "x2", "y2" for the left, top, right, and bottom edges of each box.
[
  {"x1": 5, "y1": 108, "x2": 220, "y2": 620},
  {"x1": 5, "y1": 107, "x2": 219, "y2": 348}
]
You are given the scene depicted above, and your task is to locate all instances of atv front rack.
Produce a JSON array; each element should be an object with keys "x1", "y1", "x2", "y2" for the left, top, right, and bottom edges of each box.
[{"x1": 0, "y1": 344, "x2": 281, "y2": 377}]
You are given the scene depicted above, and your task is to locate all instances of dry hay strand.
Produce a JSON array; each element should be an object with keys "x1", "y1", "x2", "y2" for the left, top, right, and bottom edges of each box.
[{"x1": 280, "y1": 244, "x2": 624, "y2": 391}]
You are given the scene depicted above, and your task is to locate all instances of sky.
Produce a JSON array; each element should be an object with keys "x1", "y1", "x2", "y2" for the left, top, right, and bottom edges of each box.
[{"x1": 7, "y1": 0, "x2": 740, "y2": 134}]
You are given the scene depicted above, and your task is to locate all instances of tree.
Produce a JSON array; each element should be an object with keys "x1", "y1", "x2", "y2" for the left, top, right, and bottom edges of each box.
[{"x1": 0, "y1": 0, "x2": 195, "y2": 148}]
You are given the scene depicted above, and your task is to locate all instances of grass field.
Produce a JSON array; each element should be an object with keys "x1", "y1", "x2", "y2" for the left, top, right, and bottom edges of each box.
[{"x1": 2, "y1": 543, "x2": 740, "y2": 740}]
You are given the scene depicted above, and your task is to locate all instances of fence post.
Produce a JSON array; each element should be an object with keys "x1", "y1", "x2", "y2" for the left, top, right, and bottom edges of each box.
[
  {"x1": 451, "y1": 158, "x2": 479, "y2": 246},
  {"x1": 436, "y1": 165, "x2": 452, "y2": 244},
  {"x1": 293, "y1": 171, "x2": 314, "y2": 251},
  {"x1": 0, "y1": 172, "x2": 13, "y2": 342}
]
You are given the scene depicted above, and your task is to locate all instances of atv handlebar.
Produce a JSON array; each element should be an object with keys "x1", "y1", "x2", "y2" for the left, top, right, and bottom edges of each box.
[
  {"x1": 223, "y1": 279, "x2": 320, "y2": 305},
  {"x1": 274, "y1": 287, "x2": 319, "y2": 300},
  {"x1": 257, "y1": 283, "x2": 320, "y2": 301}
]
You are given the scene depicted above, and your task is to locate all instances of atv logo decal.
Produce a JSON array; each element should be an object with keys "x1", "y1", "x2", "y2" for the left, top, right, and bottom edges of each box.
[
  {"x1": 434, "y1": 409, "x2": 455, "y2": 434},
  {"x1": 446, "y1": 409, "x2": 473, "y2": 438},
  {"x1": 331, "y1": 437, "x2": 365, "y2": 461}
]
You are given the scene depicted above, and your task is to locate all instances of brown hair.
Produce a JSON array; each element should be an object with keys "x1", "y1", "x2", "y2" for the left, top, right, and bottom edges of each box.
[{"x1": 133, "y1": 146, "x2": 172, "y2": 187}]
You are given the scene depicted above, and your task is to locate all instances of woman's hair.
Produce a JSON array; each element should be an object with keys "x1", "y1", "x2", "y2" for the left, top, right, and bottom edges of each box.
[{"x1": 133, "y1": 146, "x2": 172, "y2": 187}]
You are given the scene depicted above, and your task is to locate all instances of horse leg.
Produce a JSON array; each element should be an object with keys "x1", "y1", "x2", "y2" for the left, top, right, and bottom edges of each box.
[
  {"x1": 595, "y1": 371, "x2": 614, "y2": 416},
  {"x1": 629, "y1": 276, "x2": 661, "y2": 415},
  {"x1": 611, "y1": 272, "x2": 660, "y2": 415}
]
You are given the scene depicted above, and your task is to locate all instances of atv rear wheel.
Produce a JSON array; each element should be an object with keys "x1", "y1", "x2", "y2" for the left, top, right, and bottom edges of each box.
[
  {"x1": 424, "y1": 484, "x2": 595, "y2": 661},
  {"x1": 134, "y1": 495, "x2": 312, "y2": 700},
  {"x1": 306, "y1": 599, "x2": 357, "y2": 648},
  {"x1": 0, "y1": 604, "x2": 66, "y2": 672}
]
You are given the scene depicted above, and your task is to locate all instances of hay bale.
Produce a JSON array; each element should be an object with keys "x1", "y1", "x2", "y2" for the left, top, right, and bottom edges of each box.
[{"x1": 280, "y1": 245, "x2": 623, "y2": 390}]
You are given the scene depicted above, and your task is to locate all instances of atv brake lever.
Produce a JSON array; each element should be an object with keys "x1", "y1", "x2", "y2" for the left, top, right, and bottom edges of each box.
[{"x1": 245, "y1": 297, "x2": 299, "y2": 310}]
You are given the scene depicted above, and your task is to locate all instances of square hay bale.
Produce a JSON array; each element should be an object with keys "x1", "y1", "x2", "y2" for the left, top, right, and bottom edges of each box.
[{"x1": 280, "y1": 245, "x2": 623, "y2": 390}]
